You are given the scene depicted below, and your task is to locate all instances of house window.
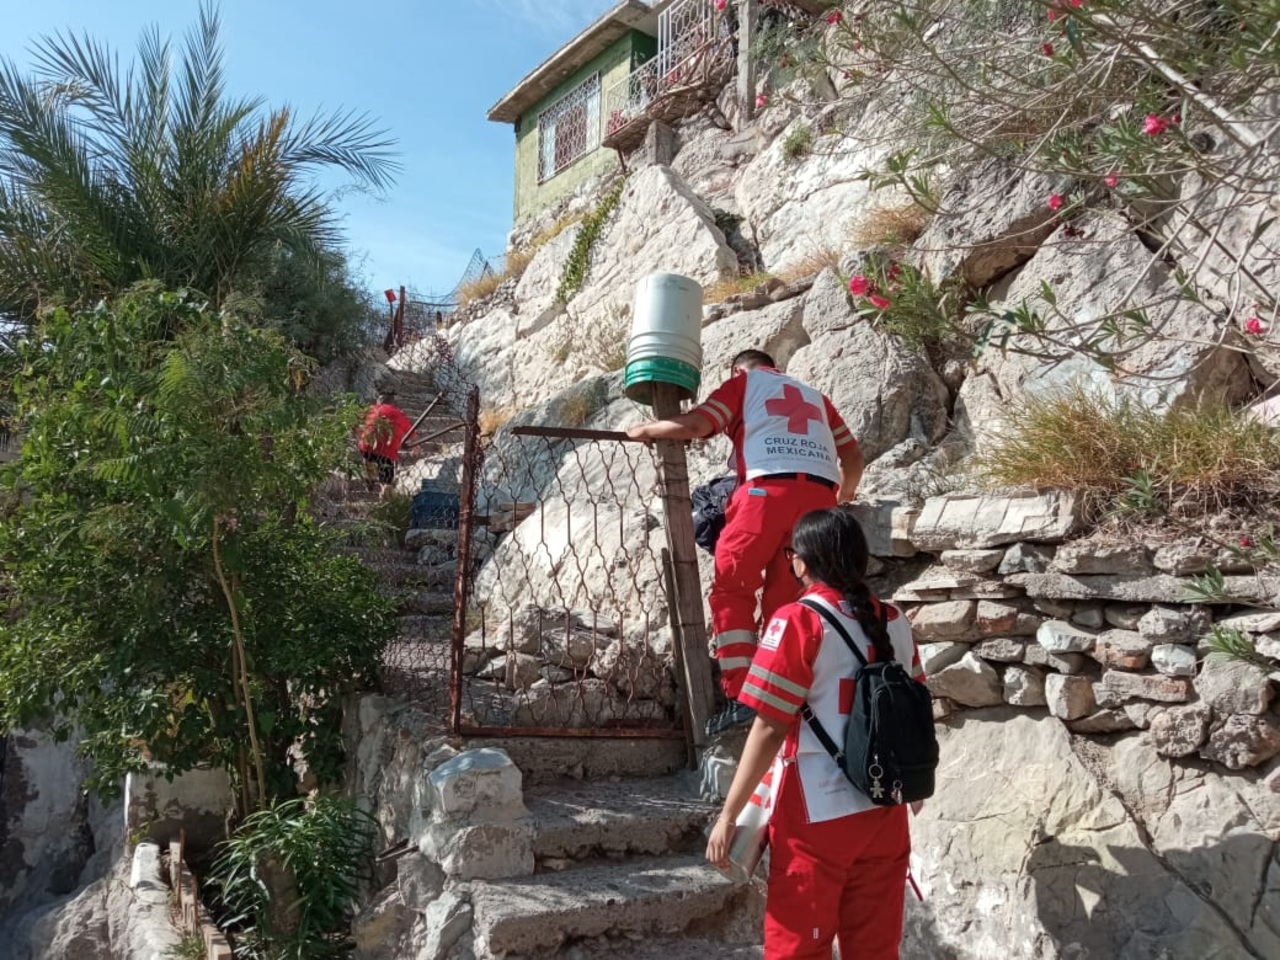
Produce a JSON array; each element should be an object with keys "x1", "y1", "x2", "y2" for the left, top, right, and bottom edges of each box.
[{"x1": 537, "y1": 73, "x2": 601, "y2": 182}]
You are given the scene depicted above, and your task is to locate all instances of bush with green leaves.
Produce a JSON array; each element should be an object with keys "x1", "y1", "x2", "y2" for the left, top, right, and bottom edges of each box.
[
  {"x1": 555, "y1": 178, "x2": 626, "y2": 304},
  {"x1": 0, "y1": 286, "x2": 396, "y2": 808},
  {"x1": 210, "y1": 795, "x2": 376, "y2": 960}
]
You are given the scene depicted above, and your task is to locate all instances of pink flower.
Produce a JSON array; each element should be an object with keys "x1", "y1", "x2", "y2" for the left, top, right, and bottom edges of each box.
[
  {"x1": 1104, "y1": 174, "x2": 1119, "y2": 188},
  {"x1": 714, "y1": 0, "x2": 727, "y2": 9},
  {"x1": 1069, "y1": 0, "x2": 1083, "y2": 6},
  {"x1": 848, "y1": 275, "x2": 872, "y2": 296},
  {"x1": 1142, "y1": 114, "x2": 1169, "y2": 136},
  {"x1": 825, "y1": 9, "x2": 843, "y2": 24},
  {"x1": 1240, "y1": 535, "x2": 1255, "y2": 548},
  {"x1": 1042, "y1": 42, "x2": 1055, "y2": 56},
  {"x1": 1048, "y1": 8, "x2": 1057, "y2": 21},
  {"x1": 1048, "y1": 193, "x2": 1065, "y2": 211},
  {"x1": 755, "y1": 93, "x2": 768, "y2": 109},
  {"x1": 868, "y1": 294, "x2": 891, "y2": 310},
  {"x1": 887, "y1": 263, "x2": 903, "y2": 281},
  {"x1": 1245, "y1": 316, "x2": 1266, "y2": 335}
]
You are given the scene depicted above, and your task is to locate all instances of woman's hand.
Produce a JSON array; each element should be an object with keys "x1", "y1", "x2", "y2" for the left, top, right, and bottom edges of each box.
[{"x1": 706, "y1": 814, "x2": 736, "y2": 869}]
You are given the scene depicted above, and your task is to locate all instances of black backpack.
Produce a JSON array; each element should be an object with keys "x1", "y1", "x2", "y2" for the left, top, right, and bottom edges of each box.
[
  {"x1": 691, "y1": 476, "x2": 737, "y2": 555},
  {"x1": 798, "y1": 598, "x2": 938, "y2": 806}
]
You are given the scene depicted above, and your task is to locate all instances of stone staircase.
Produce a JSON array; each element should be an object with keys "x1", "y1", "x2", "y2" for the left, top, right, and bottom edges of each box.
[
  {"x1": 470, "y1": 776, "x2": 763, "y2": 960},
  {"x1": 321, "y1": 410, "x2": 764, "y2": 959}
]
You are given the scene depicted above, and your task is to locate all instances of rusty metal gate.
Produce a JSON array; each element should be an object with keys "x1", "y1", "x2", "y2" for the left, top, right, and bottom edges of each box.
[{"x1": 446, "y1": 412, "x2": 690, "y2": 740}]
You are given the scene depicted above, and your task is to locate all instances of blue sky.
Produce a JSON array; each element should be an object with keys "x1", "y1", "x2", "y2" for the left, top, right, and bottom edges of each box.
[{"x1": 0, "y1": 0, "x2": 617, "y2": 296}]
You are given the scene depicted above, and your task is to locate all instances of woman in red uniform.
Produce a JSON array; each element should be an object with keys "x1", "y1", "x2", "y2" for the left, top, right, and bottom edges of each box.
[{"x1": 706, "y1": 507, "x2": 924, "y2": 959}]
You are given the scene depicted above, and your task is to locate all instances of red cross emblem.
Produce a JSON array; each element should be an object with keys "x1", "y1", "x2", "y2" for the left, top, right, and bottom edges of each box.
[{"x1": 765, "y1": 384, "x2": 823, "y2": 435}]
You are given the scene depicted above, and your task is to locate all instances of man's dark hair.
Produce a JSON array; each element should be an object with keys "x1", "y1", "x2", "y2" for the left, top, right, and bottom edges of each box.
[{"x1": 730, "y1": 349, "x2": 775, "y2": 370}]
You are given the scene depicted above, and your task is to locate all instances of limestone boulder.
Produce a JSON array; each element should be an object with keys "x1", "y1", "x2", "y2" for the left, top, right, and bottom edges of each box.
[
  {"x1": 1195, "y1": 659, "x2": 1275, "y2": 716},
  {"x1": 925, "y1": 652, "x2": 1003, "y2": 707},
  {"x1": 783, "y1": 323, "x2": 949, "y2": 463},
  {"x1": 979, "y1": 215, "x2": 1250, "y2": 412},
  {"x1": 1148, "y1": 703, "x2": 1213, "y2": 759},
  {"x1": 909, "y1": 711, "x2": 1278, "y2": 958},
  {"x1": 911, "y1": 492, "x2": 1080, "y2": 551},
  {"x1": 907, "y1": 601, "x2": 977, "y2": 642},
  {"x1": 976, "y1": 599, "x2": 1041, "y2": 637},
  {"x1": 919, "y1": 642, "x2": 969, "y2": 677},
  {"x1": 975, "y1": 638, "x2": 1027, "y2": 663},
  {"x1": 940, "y1": 549, "x2": 1005, "y2": 575},
  {"x1": 511, "y1": 223, "x2": 579, "y2": 337},
  {"x1": 1150, "y1": 644, "x2": 1198, "y2": 677},
  {"x1": 915, "y1": 157, "x2": 1065, "y2": 288},
  {"x1": 1035, "y1": 620, "x2": 1097, "y2": 654},
  {"x1": 569, "y1": 164, "x2": 737, "y2": 325},
  {"x1": 1201, "y1": 715, "x2": 1280, "y2": 770},
  {"x1": 1092, "y1": 630, "x2": 1154, "y2": 671},
  {"x1": 1045, "y1": 674, "x2": 1096, "y2": 721},
  {"x1": 734, "y1": 116, "x2": 884, "y2": 274},
  {"x1": 700, "y1": 297, "x2": 809, "y2": 378},
  {"x1": 1050, "y1": 541, "x2": 1154, "y2": 576},
  {"x1": 1003, "y1": 665, "x2": 1047, "y2": 706},
  {"x1": 1139, "y1": 604, "x2": 1211, "y2": 644},
  {"x1": 1096, "y1": 671, "x2": 1194, "y2": 706}
]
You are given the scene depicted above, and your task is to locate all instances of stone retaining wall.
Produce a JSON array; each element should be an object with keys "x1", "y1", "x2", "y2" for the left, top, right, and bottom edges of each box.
[{"x1": 856, "y1": 492, "x2": 1280, "y2": 771}]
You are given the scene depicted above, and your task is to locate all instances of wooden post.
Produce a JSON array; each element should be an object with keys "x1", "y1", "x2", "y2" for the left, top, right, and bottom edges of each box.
[
  {"x1": 737, "y1": 0, "x2": 757, "y2": 124},
  {"x1": 651, "y1": 382, "x2": 715, "y2": 753}
]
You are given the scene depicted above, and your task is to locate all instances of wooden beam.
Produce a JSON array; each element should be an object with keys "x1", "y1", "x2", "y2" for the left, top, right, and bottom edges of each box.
[
  {"x1": 651, "y1": 382, "x2": 715, "y2": 751},
  {"x1": 510, "y1": 426, "x2": 644, "y2": 443}
]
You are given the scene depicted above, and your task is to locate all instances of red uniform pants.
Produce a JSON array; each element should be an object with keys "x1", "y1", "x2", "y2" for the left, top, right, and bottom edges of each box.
[
  {"x1": 711, "y1": 475, "x2": 837, "y2": 698},
  {"x1": 765, "y1": 765, "x2": 910, "y2": 960}
]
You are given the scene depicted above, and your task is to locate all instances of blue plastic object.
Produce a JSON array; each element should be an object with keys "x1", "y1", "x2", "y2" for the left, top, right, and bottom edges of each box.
[{"x1": 411, "y1": 488, "x2": 460, "y2": 530}]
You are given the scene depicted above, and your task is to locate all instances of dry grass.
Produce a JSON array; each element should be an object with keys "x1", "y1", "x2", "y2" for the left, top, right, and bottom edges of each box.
[
  {"x1": 478, "y1": 405, "x2": 519, "y2": 436},
  {"x1": 559, "y1": 392, "x2": 597, "y2": 428},
  {"x1": 703, "y1": 271, "x2": 775, "y2": 304},
  {"x1": 977, "y1": 386, "x2": 1280, "y2": 516},
  {"x1": 778, "y1": 247, "x2": 843, "y2": 283},
  {"x1": 548, "y1": 306, "x2": 629, "y2": 371},
  {"x1": 847, "y1": 200, "x2": 934, "y2": 249},
  {"x1": 456, "y1": 214, "x2": 579, "y2": 308}
]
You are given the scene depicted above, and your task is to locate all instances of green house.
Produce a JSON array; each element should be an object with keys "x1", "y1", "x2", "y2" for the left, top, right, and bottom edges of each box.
[{"x1": 487, "y1": 1, "x2": 660, "y2": 226}]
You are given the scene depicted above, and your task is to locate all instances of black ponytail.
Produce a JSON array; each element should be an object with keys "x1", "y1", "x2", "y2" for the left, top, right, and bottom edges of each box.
[{"x1": 790, "y1": 508, "x2": 894, "y2": 663}]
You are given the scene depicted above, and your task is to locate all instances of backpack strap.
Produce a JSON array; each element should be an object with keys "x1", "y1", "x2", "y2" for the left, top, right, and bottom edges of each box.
[
  {"x1": 798, "y1": 598, "x2": 869, "y2": 667},
  {"x1": 796, "y1": 597, "x2": 870, "y2": 776}
]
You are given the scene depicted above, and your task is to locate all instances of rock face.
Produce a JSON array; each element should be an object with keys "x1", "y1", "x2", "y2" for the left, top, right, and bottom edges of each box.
[
  {"x1": 568, "y1": 164, "x2": 738, "y2": 323},
  {"x1": 909, "y1": 711, "x2": 1280, "y2": 959}
]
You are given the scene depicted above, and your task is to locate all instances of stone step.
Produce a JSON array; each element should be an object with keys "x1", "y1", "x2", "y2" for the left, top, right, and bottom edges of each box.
[
  {"x1": 470, "y1": 738, "x2": 688, "y2": 786},
  {"x1": 396, "y1": 613, "x2": 453, "y2": 641},
  {"x1": 470, "y1": 856, "x2": 739, "y2": 958},
  {"x1": 526, "y1": 778, "x2": 712, "y2": 865},
  {"x1": 405, "y1": 590, "x2": 457, "y2": 616},
  {"x1": 560, "y1": 937, "x2": 762, "y2": 960}
]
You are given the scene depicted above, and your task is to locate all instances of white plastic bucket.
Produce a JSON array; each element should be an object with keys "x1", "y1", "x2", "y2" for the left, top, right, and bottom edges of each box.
[
  {"x1": 626, "y1": 273, "x2": 704, "y2": 370},
  {"x1": 624, "y1": 273, "x2": 704, "y2": 405}
]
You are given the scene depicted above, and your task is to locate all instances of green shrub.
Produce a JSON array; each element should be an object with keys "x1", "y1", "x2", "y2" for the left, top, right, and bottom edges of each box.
[
  {"x1": 211, "y1": 795, "x2": 376, "y2": 960},
  {"x1": 782, "y1": 123, "x2": 814, "y2": 162}
]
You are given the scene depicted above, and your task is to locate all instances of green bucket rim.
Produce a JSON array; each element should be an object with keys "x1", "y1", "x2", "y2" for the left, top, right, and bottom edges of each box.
[{"x1": 624, "y1": 356, "x2": 701, "y2": 407}]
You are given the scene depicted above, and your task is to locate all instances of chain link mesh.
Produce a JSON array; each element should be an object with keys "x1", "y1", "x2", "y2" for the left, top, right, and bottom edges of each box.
[{"x1": 456, "y1": 429, "x2": 683, "y2": 736}]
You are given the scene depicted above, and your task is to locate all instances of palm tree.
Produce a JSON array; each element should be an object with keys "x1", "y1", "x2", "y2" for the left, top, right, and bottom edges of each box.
[{"x1": 0, "y1": 2, "x2": 398, "y2": 322}]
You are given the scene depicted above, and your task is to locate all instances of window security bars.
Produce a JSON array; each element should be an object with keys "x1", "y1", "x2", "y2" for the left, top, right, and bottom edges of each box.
[{"x1": 537, "y1": 73, "x2": 602, "y2": 182}]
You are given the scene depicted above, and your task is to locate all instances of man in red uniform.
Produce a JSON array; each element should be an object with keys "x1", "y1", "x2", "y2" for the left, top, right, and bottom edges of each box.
[
  {"x1": 357, "y1": 392, "x2": 415, "y2": 495},
  {"x1": 626, "y1": 349, "x2": 864, "y2": 734}
]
